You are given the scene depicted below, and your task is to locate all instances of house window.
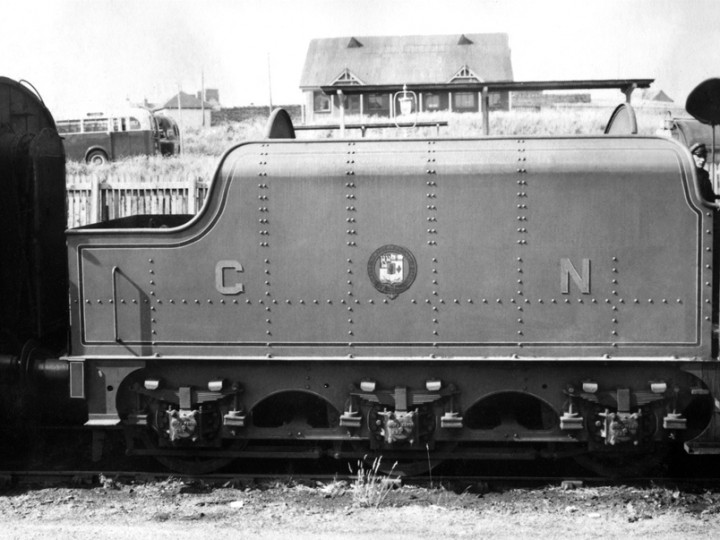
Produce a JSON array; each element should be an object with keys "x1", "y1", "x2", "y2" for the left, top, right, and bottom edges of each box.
[
  {"x1": 425, "y1": 94, "x2": 440, "y2": 110},
  {"x1": 453, "y1": 92, "x2": 476, "y2": 109},
  {"x1": 367, "y1": 93, "x2": 389, "y2": 112},
  {"x1": 346, "y1": 94, "x2": 361, "y2": 114},
  {"x1": 314, "y1": 91, "x2": 331, "y2": 113}
]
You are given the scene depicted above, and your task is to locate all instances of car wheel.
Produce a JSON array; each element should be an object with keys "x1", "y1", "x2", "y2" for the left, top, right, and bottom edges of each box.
[{"x1": 87, "y1": 150, "x2": 108, "y2": 165}]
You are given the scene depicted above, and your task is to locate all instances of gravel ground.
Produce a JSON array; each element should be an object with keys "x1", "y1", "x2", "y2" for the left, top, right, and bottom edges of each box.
[{"x1": 1, "y1": 477, "x2": 720, "y2": 539}]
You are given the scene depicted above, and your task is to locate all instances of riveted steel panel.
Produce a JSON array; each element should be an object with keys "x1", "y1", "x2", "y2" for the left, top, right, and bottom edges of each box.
[
  {"x1": 67, "y1": 136, "x2": 709, "y2": 360},
  {"x1": 343, "y1": 173, "x2": 438, "y2": 344},
  {"x1": 432, "y1": 170, "x2": 524, "y2": 344},
  {"x1": 510, "y1": 142, "x2": 701, "y2": 346},
  {"x1": 251, "y1": 173, "x2": 349, "y2": 342}
]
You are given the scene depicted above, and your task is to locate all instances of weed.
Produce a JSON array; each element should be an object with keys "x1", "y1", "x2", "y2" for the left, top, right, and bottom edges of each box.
[
  {"x1": 351, "y1": 457, "x2": 400, "y2": 508},
  {"x1": 319, "y1": 478, "x2": 348, "y2": 499}
]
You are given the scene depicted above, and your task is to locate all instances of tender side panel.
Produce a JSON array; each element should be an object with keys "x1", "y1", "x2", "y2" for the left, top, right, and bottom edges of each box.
[
  {"x1": 70, "y1": 137, "x2": 706, "y2": 358},
  {"x1": 423, "y1": 171, "x2": 524, "y2": 344},
  {"x1": 518, "y1": 145, "x2": 699, "y2": 345}
]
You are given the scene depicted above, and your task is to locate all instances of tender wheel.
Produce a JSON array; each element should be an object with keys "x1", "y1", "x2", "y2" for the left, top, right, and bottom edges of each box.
[
  {"x1": 352, "y1": 442, "x2": 457, "y2": 477},
  {"x1": 349, "y1": 403, "x2": 455, "y2": 476},
  {"x1": 138, "y1": 429, "x2": 243, "y2": 475},
  {"x1": 154, "y1": 453, "x2": 235, "y2": 475},
  {"x1": 573, "y1": 445, "x2": 669, "y2": 478},
  {"x1": 363, "y1": 454, "x2": 441, "y2": 477},
  {"x1": 86, "y1": 150, "x2": 108, "y2": 165}
]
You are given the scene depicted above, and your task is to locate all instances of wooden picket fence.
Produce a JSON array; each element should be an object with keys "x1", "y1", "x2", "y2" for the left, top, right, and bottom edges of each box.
[{"x1": 66, "y1": 174, "x2": 211, "y2": 228}]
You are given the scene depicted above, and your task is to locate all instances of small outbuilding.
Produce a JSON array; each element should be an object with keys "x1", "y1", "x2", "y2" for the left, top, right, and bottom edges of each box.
[
  {"x1": 156, "y1": 92, "x2": 213, "y2": 129},
  {"x1": 641, "y1": 89, "x2": 674, "y2": 103}
]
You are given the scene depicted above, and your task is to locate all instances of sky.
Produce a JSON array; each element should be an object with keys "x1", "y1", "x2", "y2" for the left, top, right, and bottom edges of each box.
[{"x1": 2, "y1": 0, "x2": 719, "y2": 114}]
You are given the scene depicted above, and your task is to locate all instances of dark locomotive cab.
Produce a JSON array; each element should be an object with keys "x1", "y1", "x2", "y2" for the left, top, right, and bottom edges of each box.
[{"x1": 0, "y1": 77, "x2": 74, "y2": 433}]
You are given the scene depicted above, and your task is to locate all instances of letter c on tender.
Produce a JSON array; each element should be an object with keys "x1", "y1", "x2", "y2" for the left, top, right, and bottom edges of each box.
[{"x1": 215, "y1": 260, "x2": 244, "y2": 295}]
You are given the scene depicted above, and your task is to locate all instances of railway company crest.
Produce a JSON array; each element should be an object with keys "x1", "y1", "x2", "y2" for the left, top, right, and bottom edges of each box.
[{"x1": 367, "y1": 244, "x2": 417, "y2": 297}]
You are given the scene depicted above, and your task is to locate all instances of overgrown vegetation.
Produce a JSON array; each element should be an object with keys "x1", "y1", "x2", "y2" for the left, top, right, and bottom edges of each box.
[
  {"x1": 65, "y1": 106, "x2": 680, "y2": 181},
  {"x1": 181, "y1": 117, "x2": 268, "y2": 155},
  {"x1": 66, "y1": 153, "x2": 217, "y2": 180}
]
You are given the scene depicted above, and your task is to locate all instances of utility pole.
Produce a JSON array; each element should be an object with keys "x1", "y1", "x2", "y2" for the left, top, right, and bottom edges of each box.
[
  {"x1": 176, "y1": 83, "x2": 184, "y2": 154},
  {"x1": 201, "y1": 70, "x2": 205, "y2": 127},
  {"x1": 267, "y1": 52, "x2": 273, "y2": 112}
]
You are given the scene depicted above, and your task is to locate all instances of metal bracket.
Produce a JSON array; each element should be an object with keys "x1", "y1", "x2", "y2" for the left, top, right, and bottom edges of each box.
[
  {"x1": 339, "y1": 406, "x2": 362, "y2": 428},
  {"x1": 560, "y1": 402, "x2": 584, "y2": 430},
  {"x1": 560, "y1": 411, "x2": 584, "y2": 430},
  {"x1": 223, "y1": 410, "x2": 246, "y2": 428},
  {"x1": 663, "y1": 412, "x2": 687, "y2": 430},
  {"x1": 126, "y1": 413, "x2": 148, "y2": 426},
  {"x1": 440, "y1": 411, "x2": 463, "y2": 429},
  {"x1": 85, "y1": 414, "x2": 123, "y2": 427},
  {"x1": 179, "y1": 386, "x2": 192, "y2": 409}
]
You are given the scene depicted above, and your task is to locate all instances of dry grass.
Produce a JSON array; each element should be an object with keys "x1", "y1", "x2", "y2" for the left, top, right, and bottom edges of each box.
[
  {"x1": 351, "y1": 457, "x2": 400, "y2": 508},
  {"x1": 182, "y1": 118, "x2": 267, "y2": 155},
  {"x1": 66, "y1": 154, "x2": 216, "y2": 180},
  {"x1": 65, "y1": 106, "x2": 680, "y2": 181},
  {"x1": 307, "y1": 106, "x2": 677, "y2": 139}
]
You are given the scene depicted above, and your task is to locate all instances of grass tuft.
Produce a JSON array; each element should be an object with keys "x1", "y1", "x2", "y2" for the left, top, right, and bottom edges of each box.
[{"x1": 351, "y1": 456, "x2": 400, "y2": 508}]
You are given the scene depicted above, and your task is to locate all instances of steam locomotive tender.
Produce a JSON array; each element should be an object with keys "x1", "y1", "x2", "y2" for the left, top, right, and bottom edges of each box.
[{"x1": 64, "y1": 108, "x2": 720, "y2": 475}]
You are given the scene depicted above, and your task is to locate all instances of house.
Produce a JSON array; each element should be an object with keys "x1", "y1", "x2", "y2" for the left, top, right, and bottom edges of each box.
[
  {"x1": 299, "y1": 33, "x2": 514, "y2": 122},
  {"x1": 155, "y1": 91, "x2": 214, "y2": 129}
]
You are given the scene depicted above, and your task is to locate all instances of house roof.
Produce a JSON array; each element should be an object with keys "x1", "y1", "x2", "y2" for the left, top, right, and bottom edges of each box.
[
  {"x1": 300, "y1": 33, "x2": 513, "y2": 89},
  {"x1": 161, "y1": 91, "x2": 212, "y2": 110},
  {"x1": 641, "y1": 89, "x2": 674, "y2": 103}
]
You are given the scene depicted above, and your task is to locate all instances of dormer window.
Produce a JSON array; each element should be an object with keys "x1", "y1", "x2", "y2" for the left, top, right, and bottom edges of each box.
[
  {"x1": 449, "y1": 65, "x2": 482, "y2": 83},
  {"x1": 332, "y1": 68, "x2": 364, "y2": 85}
]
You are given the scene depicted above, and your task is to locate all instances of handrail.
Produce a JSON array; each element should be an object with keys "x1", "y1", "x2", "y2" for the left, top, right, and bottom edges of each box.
[
  {"x1": 295, "y1": 121, "x2": 447, "y2": 137},
  {"x1": 111, "y1": 266, "x2": 120, "y2": 342},
  {"x1": 18, "y1": 79, "x2": 45, "y2": 104}
]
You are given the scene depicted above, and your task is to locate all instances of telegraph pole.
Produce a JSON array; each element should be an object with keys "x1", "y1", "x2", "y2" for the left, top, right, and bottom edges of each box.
[
  {"x1": 201, "y1": 70, "x2": 205, "y2": 127},
  {"x1": 176, "y1": 83, "x2": 184, "y2": 153},
  {"x1": 267, "y1": 53, "x2": 273, "y2": 112}
]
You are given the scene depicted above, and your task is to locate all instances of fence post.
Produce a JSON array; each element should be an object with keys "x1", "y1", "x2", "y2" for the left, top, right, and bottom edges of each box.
[
  {"x1": 187, "y1": 175, "x2": 197, "y2": 214},
  {"x1": 89, "y1": 174, "x2": 103, "y2": 223}
]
